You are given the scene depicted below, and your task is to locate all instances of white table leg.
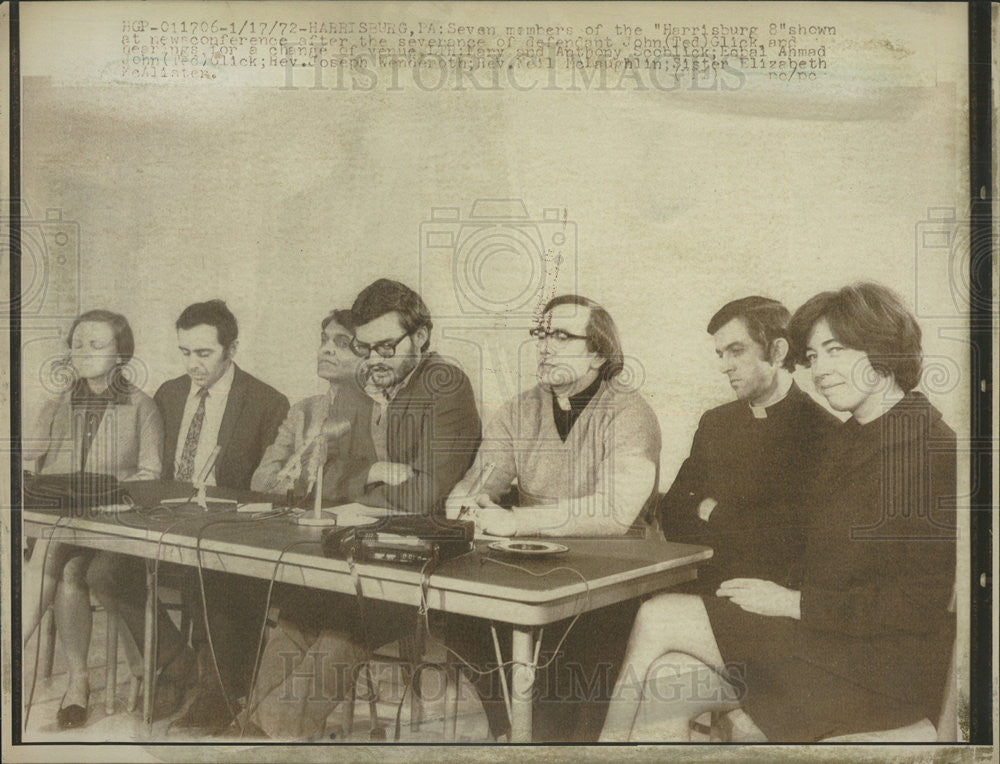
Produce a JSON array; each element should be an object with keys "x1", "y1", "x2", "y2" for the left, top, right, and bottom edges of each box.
[{"x1": 510, "y1": 626, "x2": 537, "y2": 743}]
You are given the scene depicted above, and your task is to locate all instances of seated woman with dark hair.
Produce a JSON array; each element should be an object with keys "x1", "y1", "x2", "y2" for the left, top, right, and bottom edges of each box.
[
  {"x1": 22, "y1": 309, "x2": 163, "y2": 729},
  {"x1": 599, "y1": 282, "x2": 956, "y2": 742}
]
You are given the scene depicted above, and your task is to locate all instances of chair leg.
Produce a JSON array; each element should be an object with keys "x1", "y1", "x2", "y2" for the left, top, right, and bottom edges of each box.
[
  {"x1": 127, "y1": 675, "x2": 141, "y2": 714},
  {"x1": 444, "y1": 662, "x2": 459, "y2": 741},
  {"x1": 40, "y1": 608, "x2": 56, "y2": 679},
  {"x1": 408, "y1": 664, "x2": 422, "y2": 732},
  {"x1": 105, "y1": 610, "x2": 118, "y2": 715},
  {"x1": 343, "y1": 678, "x2": 356, "y2": 740}
]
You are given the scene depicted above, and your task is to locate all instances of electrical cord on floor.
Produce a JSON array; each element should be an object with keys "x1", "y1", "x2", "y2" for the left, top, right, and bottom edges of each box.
[
  {"x1": 239, "y1": 537, "x2": 324, "y2": 739},
  {"x1": 189, "y1": 509, "x2": 291, "y2": 732},
  {"x1": 388, "y1": 553, "x2": 440, "y2": 742},
  {"x1": 406, "y1": 548, "x2": 594, "y2": 739},
  {"x1": 481, "y1": 554, "x2": 592, "y2": 673},
  {"x1": 146, "y1": 511, "x2": 215, "y2": 720},
  {"x1": 419, "y1": 551, "x2": 593, "y2": 680}
]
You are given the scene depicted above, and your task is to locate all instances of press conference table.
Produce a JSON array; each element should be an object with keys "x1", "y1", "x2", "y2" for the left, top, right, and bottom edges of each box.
[{"x1": 22, "y1": 481, "x2": 712, "y2": 743}]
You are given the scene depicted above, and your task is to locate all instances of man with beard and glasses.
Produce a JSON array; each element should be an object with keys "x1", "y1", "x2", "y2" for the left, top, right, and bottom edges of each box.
[{"x1": 245, "y1": 280, "x2": 481, "y2": 740}]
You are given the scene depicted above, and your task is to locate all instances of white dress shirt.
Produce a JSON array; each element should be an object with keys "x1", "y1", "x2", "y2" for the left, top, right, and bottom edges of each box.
[{"x1": 173, "y1": 361, "x2": 235, "y2": 486}]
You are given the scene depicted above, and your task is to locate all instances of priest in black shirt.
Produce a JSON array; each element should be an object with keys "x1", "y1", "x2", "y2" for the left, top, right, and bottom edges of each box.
[{"x1": 660, "y1": 296, "x2": 839, "y2": 592}]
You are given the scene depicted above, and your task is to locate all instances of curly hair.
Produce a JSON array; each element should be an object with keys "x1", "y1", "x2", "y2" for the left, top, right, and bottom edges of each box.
[{"x1": 788, "y1": 282, "x2": 923, "y2": 392}]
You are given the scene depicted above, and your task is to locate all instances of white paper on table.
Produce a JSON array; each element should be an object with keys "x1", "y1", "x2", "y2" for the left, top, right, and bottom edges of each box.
[{"x1": 93, "y1": 504, "x2": 135, "y2": 514}]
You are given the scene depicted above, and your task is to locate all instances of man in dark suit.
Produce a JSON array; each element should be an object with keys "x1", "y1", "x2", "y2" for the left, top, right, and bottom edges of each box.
[
  {"x1": 659, "y1": 296, "x2": 839, "y2": 594},
  {"x1": 155, "y1": 300, "x2": 288, "y2": 489},
  {"x1": 88, "y1": 300, "x2": 288, "y2": 729}
]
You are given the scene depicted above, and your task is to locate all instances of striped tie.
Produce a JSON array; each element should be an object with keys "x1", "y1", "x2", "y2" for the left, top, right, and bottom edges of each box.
[{"x1": 175, "y1": 387, "x2": 208, "y2": 482}]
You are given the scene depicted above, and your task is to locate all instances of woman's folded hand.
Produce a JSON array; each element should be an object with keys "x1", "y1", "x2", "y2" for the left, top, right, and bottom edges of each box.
[{"x1": 716, "y1": 578, "x2": 802, "y2": 619}]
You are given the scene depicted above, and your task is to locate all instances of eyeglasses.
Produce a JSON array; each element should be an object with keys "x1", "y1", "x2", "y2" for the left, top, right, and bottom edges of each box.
[
  {"x1": 529, "y1": 327, "x2": 588, "y2": 345},
  {"x1": 350, "y1": 331, "x2": 413, "y2": 359}
]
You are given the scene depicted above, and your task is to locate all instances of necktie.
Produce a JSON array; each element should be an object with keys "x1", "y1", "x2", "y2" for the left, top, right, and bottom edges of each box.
[{"x1": 176, "y1": 387, "x2": 208, "y2": 482}]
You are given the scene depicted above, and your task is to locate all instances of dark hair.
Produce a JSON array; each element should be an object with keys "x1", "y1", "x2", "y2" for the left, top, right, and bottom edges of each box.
[
  {"x1": 707, "y1": 296, "x2": 794, "y2": 372},
  {"x1": 175, "y1": 299, "x2": 238, "y2": 348},
  {"x1": 321, "y1": 309, "x2": 354, "y2": 332},
  {"x1": 542, "y1": 295, "x2": 624, "y2": 380},
  {"x1": 67, "y1": 309, "x2": 136, "y2": 397},
  {"x1": 788, "y1": 282, "x2": 923, "y2": 392},
  {"x1": 351, "y1": 279, "x2": 433, "y2": 352}
]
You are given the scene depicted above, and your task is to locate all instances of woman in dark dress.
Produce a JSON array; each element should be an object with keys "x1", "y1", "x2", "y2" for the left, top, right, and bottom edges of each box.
[{"x1": 599, "y1": 283, "x2": 956, "y2": 742}]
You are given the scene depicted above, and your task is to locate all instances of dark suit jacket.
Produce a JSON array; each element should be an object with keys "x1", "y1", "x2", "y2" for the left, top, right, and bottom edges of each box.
[
  {"x1": 155, "y1": 364, "x2": 289, "y2": 490},
  {"x1": 660, "y1": 382, "x2": 840, "y2": 590},
  {"x1": 328, "y1": 352, "x2": 481, "y2": 515}
]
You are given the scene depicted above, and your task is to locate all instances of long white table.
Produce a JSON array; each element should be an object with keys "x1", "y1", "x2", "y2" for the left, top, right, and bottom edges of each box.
[{"x1": 22, "y1": 484, "x2": 712, "y2": 742}]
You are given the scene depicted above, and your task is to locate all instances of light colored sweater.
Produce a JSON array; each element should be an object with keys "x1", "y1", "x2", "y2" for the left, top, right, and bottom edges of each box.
[
  {"x1": 251, "y1": 392, "x2": 333, "y2": 494},
  {"x1": 24, "y1": 387, "x2": 163, "y2": 481},
  {"x1": 461, "y1": 380, "x2": 661, "y2": 536}
]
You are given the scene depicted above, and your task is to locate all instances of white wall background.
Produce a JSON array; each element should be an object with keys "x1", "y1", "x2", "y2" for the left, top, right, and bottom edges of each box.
[{"x1": 18, "y1": 2, "x2": 971, "y2": 491}]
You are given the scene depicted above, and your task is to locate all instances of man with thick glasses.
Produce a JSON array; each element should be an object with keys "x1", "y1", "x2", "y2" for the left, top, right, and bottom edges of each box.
[
  {"x1": 446, "y1": 294, "x2": 661, "y2": 538},
  {"x1": 335, "y1": 278, "x2": 483, "y2": 514},
  {"x1": 244, "y1": 280, "x2": 481, "y2": 739},
  {"x1": 442, "y1": 294, "x2": 661, "y2": 742}
]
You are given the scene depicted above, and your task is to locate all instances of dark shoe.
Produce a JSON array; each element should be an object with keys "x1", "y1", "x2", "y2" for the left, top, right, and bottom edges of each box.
[
  {"x1": 130, "y1": 674, "x2": 192, "y2": 721},
  {"x1": 160, "y1": 644, "x2": 197, "y2": 686},
  {"x1": 233, "y1": 718, "x2": 268, "y2": 739},
  {"x1": 173, "y1": 684, "x2": 234, "y2": 734},
  {"x1": 56, "y1": 700, "x2": 88, "y2": 729},
  {"x1": 154, "y1": 645, "x2": 198, "y2": 719}
]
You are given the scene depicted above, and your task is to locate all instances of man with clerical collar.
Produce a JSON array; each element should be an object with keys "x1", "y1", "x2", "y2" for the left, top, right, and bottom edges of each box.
[
  {"x1": 658, "y1": 295, "x2": 840, "y2": 595},
  {"x1": 443, "y1": 294, "x2": 661, "y2": 742},
  {"x1": 448, "y1": 294, "x2": 661, "y2": 538}
]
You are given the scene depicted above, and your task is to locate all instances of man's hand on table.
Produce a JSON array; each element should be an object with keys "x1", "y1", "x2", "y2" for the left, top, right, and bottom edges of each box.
[
  {"x1": 444, "y1": 492, "x2": 494, "y2": 520},
  {"x1": 475, "y1": 505, "x2": 517, "y2": 537}
]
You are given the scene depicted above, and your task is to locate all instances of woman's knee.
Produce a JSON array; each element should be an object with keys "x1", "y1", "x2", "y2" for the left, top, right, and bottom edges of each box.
[
  {"x1": 85, "y1": 552, "x2": 118, "y2": 595},
  {"x1": 61, "y1": 554, "x2": 91, "y2": 590},
  {"x1": 631, "y1": 594, "x2": 700, "y2": 645}
]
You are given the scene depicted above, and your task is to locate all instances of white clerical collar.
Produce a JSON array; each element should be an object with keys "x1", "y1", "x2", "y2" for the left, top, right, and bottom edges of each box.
[
  {"x1": 189, "y1": 361, "x2": 235, "y2": 399},
  {"x1": 748, "y1": 373, "x2": 793, "y2": 419}
]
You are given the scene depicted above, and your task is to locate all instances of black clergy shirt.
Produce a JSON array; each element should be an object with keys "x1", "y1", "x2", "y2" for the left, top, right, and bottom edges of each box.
[{"x1": 550, "y1": 374, "x2": 603, "y2": 441}]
